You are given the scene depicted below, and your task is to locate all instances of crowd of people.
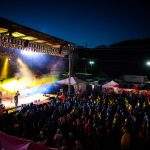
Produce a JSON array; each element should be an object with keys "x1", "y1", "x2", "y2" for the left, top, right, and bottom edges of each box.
[{"x1": 0, "y1": 89, "x2": 150, "y2": 150}]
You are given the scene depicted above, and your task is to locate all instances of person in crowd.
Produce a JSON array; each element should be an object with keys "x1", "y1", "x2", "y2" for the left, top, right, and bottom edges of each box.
[
  {"x1": 60, "y1": 92, "x2": 66, "y2": 102},
  {"x1": 121, "y1": 125, "x2": 131, "y2": 150},
  {"x1": 53, "y1": 128, "x2": 64, "y2": 148},
  {"x1": 0, "y1": 88, "x2": 149, "y2": 150}
]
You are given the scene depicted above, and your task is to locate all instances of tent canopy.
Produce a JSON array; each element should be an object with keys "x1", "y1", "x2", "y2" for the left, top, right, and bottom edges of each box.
[
  {"x1": 57, "y1": 77, "x2": 86, "y2": 85},
  {"x1": 57, "y1": 77, "x2": 87, "y2": 92},
  {"x1": 102, "y1": 80, "x2": 119, "y2": 88}
]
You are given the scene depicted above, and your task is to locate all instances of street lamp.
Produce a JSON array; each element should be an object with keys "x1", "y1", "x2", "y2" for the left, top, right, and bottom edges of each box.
[
  {"x1": 146, "y1": 61, "x2": 150, "y2": 81},
  {"x1": 89, "y1": 60, "x2": 95, "y2": 66},
  {"x1": 89, "y1": 60, "x2": 95, "y2": 72},
  {"x1": 146, "y1": 61, "x2": 150, "y2": 66}
]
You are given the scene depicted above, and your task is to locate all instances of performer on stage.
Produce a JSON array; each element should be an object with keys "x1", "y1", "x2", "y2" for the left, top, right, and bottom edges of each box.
[
  {"x1": 0, "y1": 91, "x2": 2, "y2": 104},
  {"x1": 14, "y1": 91, "x2": 20, "y2": 107}
]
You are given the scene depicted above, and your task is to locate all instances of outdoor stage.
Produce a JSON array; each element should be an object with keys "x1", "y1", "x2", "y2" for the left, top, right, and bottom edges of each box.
[{"x1": 2, "y1": 93, "x2": 57, "y2": 110}]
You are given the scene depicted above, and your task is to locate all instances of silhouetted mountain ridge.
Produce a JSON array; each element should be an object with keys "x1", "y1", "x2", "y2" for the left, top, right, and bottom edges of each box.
[{"x1": 110, "y1": 38, "x2": 150, "y2": 47}]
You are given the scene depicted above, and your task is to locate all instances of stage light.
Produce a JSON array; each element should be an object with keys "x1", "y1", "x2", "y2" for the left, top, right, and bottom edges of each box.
[
  {"x1": 20, "y1": 50, "x2": 44, "y2": 58},
  {"x1": 17, "y1": 58, "x2": 21, "y2": 63},
  {"x1": 21, "y1": 50, "x2": 36, "y2": 56},
  {"x1": 1, "y1": 58, "x2": 9, "y2": 79},
  {"x1": 0, "y1": 79, "x2": 18, "y2": 92},
  {"x1": 0, "y1": 34, "x2": 72, "y2": 57}
]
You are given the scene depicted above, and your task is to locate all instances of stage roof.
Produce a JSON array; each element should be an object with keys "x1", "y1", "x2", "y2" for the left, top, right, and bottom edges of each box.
[{"x1": 0, "y1": 17, "x2": 75, "y2": 57}]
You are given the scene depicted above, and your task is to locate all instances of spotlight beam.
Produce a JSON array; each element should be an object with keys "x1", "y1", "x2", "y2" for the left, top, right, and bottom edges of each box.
[{"x1": 1, "y1": 58, "x2": 9, "y2": 79}]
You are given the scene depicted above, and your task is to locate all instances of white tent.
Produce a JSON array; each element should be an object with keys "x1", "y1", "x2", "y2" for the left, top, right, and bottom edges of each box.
[
  {"x1": 57, "y1": 77, "x2": 86, "y2": 85},
  {"x1": 57, "y1": 77, "x2": 77, "y2": 85},
  {"x1": 102, "y1": 80, "x2": 119, "y2": 89},
  {"x1": 57, "y1": 77, "x2": 87, "y2": 92}
]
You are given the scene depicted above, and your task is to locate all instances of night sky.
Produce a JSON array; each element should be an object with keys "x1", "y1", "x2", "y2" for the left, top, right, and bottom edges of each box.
[{"x1": 0, "y1": 0, "x2": 150, "y2": 48}]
